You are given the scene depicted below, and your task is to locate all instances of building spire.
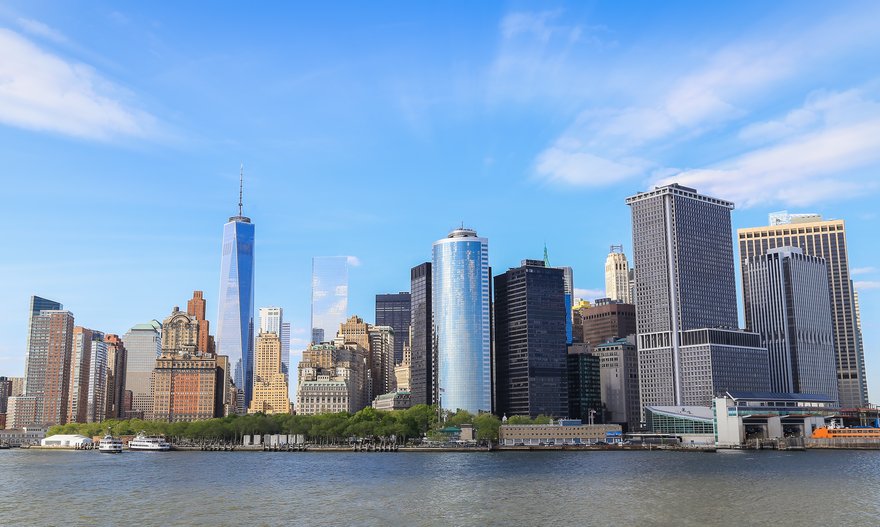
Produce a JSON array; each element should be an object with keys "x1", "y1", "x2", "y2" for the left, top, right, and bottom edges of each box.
[
  {"x1": 238, "y1": 163, "x2": 244, "y2": 217},
  {"x1": 543, "y1": 242, "x2": 550, "y2": 267}
]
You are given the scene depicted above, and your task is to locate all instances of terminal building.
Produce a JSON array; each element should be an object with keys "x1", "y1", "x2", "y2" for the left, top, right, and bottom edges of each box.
[{"x1": 499, "y1": 420, "x2": 622, "y2": 446}]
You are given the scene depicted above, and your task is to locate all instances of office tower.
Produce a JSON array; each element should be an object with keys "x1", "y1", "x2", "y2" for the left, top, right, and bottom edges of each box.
[
  {"x1": 494, "y1": 260, "x2": 568, "y2": 418},
  {"x1": 280, "y1": 322, "x2": 291, "y2": 381},
  {"x1": 123, "y1": 320, "x2": 162, "y2": 418},
  {"x1": 217, "y1": 168, "x2": 256, "y2": 410},
  {"x1": 0, "y1": 377, "x2": 12, "y2": 415},
  {"x1": 375, "y1": 292, "x2": 411, "y2": 364},
  {"x1": 410, "y1": 262, "x2": 433, "y2": 406},
  {"x1": 738, "y1": 212, "x2": 869, "y2": 407},
  {"x1": 22, "y1": 296, "x2": 63, "y2": 394},
  {"x1": 591, "y1": 338, "x2": 640, "y2": 430},
  {"x1": 311, "y1": 256, "x2": 349, "y2": 344},
  {"x1": 571, "y1": 299, "x2": 592, "y2": 343},
  {"x1": 248, "y1": 332, "x2": 290, "y2": 415},
  {"x1": 574, "y1": 299, "x2": 636, "y2": 347},
  {"x1": 24, "y1": 309, "x2": 75, "y2": 426},
  {"x1": 369, "y1": 325, "x2": 396, "y2": 396},
  {"x1": 104, "y1": 334, "x2": 127, "y2": 420},
  {"x1": 627, "y1": 183, "x2": 770, "y2": 408},
  {"x1": 259, "y1": 307, "x2": 283, "y2": 334},
  {"x1": 152, "y1": 307, "x2": 220, "y2": 421},
  {"x1": 85, "y1": 331, "x2": 107, "y2": 423},
  {"x1": 743, "y1": 247, "x2": 838, "y2": 400},
  {"x1": 567, "y1": 344, "x2": 602, "y2": 424},
  {"x1": 395, "y1": 336, "x2": 412, "y2": 391},
  {"x1": 67, "y1": 327, "x2": 94, "y2": 423},
  {"x1": 187, "y1": 291, "x2": 214, "y2": 354},
  {"x1": 296, "y1": 343, "x2": 369, "y2": 414},
  {"x1": 543, "y1": 245, "x2": 574, "y2": 345},
  {"x1": 433, "y1": 227, "x2": 492, "y2": 414},
  {"x1": 604, "y1": 246, "x2": 633, "y2": 304}
]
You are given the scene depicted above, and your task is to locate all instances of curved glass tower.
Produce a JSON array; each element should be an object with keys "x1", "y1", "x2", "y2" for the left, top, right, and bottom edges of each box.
[
  {"x1": 216, "y1": 172, "x2": 255, "y2": 412},
  {"x1": 432, "y1": 227, "x2": 491, "y2": 414}
]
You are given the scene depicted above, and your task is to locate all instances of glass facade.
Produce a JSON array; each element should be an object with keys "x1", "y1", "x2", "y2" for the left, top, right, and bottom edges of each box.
[
  {"x1": 410, "y1": 263, "x2": 433, "y2": 406},
  {"x1": 375, "y1": 292, "x2": 411, "y2": 365},
  {"x1": 216, "y1": 216, "x2": 255, "y2": 409},
  {"x1": 432, "y1": 228, "x2": 491, "y2": 414},
  {"x1": 311, "y1": 256, "x2": 349, "y2": 344},
  {"x1": 122, "y1": 320, "x2": 162, "y2": 417}
]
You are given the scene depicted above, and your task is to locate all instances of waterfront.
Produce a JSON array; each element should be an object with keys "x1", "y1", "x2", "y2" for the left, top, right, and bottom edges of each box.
[{"x1": 2, "y1": 450, "x2": 880, "y2": 526}]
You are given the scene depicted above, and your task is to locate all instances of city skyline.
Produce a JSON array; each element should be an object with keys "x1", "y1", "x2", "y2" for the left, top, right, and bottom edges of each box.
[{"x1": 1, "y1": 2, "x2": 879, "y2": 402}]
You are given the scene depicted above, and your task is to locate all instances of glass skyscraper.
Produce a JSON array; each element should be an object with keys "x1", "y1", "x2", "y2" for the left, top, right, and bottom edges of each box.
[
  {"x1": 311, "y1": 256, "x2": 349, "y2": 344},
  {"x1": 432, "y1": 227, "x2": 492, "y2": 414},
  {"x1": 216, "y1": 180, "x2": 255, "y2": 410}
]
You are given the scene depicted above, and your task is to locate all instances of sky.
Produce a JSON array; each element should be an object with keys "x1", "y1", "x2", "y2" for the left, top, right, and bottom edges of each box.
[{"x1": 1, "y1": 1, "x2": 880, "y2": 401}]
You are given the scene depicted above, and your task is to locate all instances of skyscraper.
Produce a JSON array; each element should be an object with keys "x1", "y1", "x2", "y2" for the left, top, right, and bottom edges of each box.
[
  {"x1": 494, "y1": 260, "x2": 568, "y2": 418},
  {"x1": 259, "y1": 307, "x2": 283, "y2": 334},
  {"x1": 375, "y1": 292, "x2": 411, "y2": 364},
  {"x1": 605, "y1": 246, "x2": 633, "y2": 304},
  {"x1": 123, "y1": 320, "x2": 162, "y2": 418},
  {"x1": 187, "y1": 291, "x2": 214, "y2": 354},
  {"x1": 22, "y1": 296, "x2": 63, "y2": 395},
  {"x1": 24, "y1": 308, "x2": 75, "y2": 426},
  {"x1": 627, "y1": 183, "x2": 770, "y2": 408},
  {"x1": 432, "y1": 227, "x2": 492, "y2": 414},
  {"x1": 216, "y1": 169, "x2": 255, "y2": 410},
  {"x1": 67, "y1": 327, "x2": 94, "y2": 424},
  {"x1": 573, "y1": 299, "x2": 636, "y2": 347},
  {"x1": 543, "y1": 245, "x2": 574, "y2": 344},
  {"x1": 248, "y1": 332, "x2": 290, "y2": 415},
  {"x1": 743, "y1": 247, "x2": 838, "y2": 400},
  {"x1": 738, "y1": 212, "x2": 868, "y2": 407},
  {"x1": 280, "y1": 322, "x2": 291, "y2": 382},
  {"x1": 104, "y1": 334, "x2": 127, "y2": 420},
  {"x1": 410, "y1": 262, "x2": 433, "y2": 406},
  {"x1": 311, "y1": 256, "x2": 349, "y2": 344}
]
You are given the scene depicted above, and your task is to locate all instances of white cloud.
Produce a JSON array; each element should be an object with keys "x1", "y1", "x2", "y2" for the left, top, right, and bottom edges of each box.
[
  {"x1": 574, "y1": 288, "x2": 604, "y2": 300},
  {"x1": 16, "y1": 18, "x2": 68, "y2": 44},
  {"x1": 346, "y1": 256, "x2": 361, "y2": 267},
  {"x1": 852, "y1": 267, "x2": 877, "y2": 276},
  {"x1": 854, "y1": 281, "x2": 880, "y2": 290},
  {"x1": 0, "y1": 28, "x2": 160, "y2": 141}
]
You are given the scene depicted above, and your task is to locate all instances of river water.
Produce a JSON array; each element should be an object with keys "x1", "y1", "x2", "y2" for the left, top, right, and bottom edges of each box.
[{"x1": 1, "y1": 449, "x2": 879, "y2": 526}]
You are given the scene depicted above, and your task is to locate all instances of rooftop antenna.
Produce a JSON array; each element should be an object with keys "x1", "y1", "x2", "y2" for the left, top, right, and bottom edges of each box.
[
  {"x1": 543, "y1": 242, "x2": 550, "y2": 267},
  {"x1": 238, "y1": 163, "x2": 244, "y2": 217}
]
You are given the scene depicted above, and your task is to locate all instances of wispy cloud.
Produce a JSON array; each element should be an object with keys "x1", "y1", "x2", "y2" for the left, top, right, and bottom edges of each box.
[
  {"x1": 0, "y1": 28, "x2": 161, "y2": 141},
  {"x1": 574, "y1": 287, "x2": 604, "y2": 300},
  {"x1": 852, "y1": 267, "x2": 877, "y2": 276},
  {"x1": 16, "y1": 17, "x2": 68, "y2": 44},
  {"x1": 346, "y1": 256, "x2": 362, "y2": 267},
  {"x1": 854, "y1": 280, "x2": 880, "y2": 290}
]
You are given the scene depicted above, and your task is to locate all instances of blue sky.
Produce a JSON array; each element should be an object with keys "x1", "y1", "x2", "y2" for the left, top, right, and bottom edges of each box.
[{"x1": 2, "y1": 2, "x2": 880, "y2": 400}]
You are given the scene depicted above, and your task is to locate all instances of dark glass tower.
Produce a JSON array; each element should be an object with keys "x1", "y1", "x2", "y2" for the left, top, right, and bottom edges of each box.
[
  {"x1": 216, "y1": 169, "x2": 255, "y2": 411},
  {"x1": 375, "y1": 292, "x2": 411, "y2": 364},
  {"x1": 494, "y1": 260, "x2": 568, "y2": 418},
  {"x1": 410, "y1": 263, "x2": 432, "y2": 406}
]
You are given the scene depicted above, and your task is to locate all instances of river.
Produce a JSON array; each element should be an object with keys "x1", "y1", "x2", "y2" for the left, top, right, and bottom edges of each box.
[{"x1": 1, "y1": 449, "x2": 879, "y2": 526}]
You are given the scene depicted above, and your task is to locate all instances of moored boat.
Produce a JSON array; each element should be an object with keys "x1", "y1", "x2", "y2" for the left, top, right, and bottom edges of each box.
[
  {"x1": 128, "y1": 431, "x2": 171, "y2": 451},
  {"x1": 812, "y1": 420, "x2": 880, "y2": 439},
  {"x1": 98, "y1": 433, "x2": 124, "y2": 453}
]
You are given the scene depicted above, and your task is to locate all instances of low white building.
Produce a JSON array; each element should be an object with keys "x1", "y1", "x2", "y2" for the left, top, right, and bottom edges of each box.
[{"x1": 41, "y1": 434, "x2": 93, "y2": 448}]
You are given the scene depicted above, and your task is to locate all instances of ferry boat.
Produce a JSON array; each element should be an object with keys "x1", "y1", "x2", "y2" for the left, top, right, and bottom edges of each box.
[
  {"x1": 128, "y1": 432, "x2": 171, "y2": 451},
  {"x1": 98, "y1": 433, "x2": 124, "y2": 454},
  {"x1": 812, "y1": 420, "x2": 880, "y2": 439}
]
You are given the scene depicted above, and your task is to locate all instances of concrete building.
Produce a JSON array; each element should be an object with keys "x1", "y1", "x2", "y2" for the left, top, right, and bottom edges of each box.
[
  {"x1": 23, "y1": 296, "x2": 63, "y2": 395},
  {"x1": 410, "y1": 262, "x2": 433, "y2": 406},
  {"x1": 0, "y1": 377, "x2": 13, "y2": 415},
  {"x1": 24, "y1": 308, "x2": 75, "y2": 426},
  {"x1": 604, "y1": 245, "x2": 632, "y2": 304},
  {"x1": 0, "y1": 426, "x2": 45, "y2": 446},
  {"x1": 296, "y1": 343, "x2": 369, "y2": 414},
  {"x1": 395, "y1": 336, "x2": 412, "y2": 392},
  {"x1": 574, "y1": 298, "x2": 636, "y2": 347},
  {"x1": 67, "y1": 328, "x2": 107, "y2": 424},
  {"x1": 368, "y1": 325, "x2": 396, "y2": 397},
  {"x1": 743, "y1": 247, "x2": 839, "y2": 401},
  {"x1": 372, "y1": 391, "x2": 412, "y2": 411},
  {"x1": 248, "y1": 332, "x2": 290, "y2": 415},
  {"x1": 123, "y1": 320, "x2": 162, "y2": 418},
  {"x1": 6, "y1": 396, "x2": 39, "y2": 429},
  {"x1": 626, "y1": 184, "x2": 770, "y2": 411},
  {"x1": 499, "y1": 421, "x2": 622, "y2": 446},
  {"x1": 494, "y1": 260, "x2": 568, "y2": 418},
  {"x1": 591, "y1": 338, "x2": 640, "y2": 430},
  {"x1": 187, "y1": 291, "x2": 214, "y2": 355},
  {"x1": 433, "y1": 227, "x2": 492, "y2": 415},
  {"x1": 738, "y1": 212, "x2": 869, "y2": 407},
  {"x1": 567, "y1": 344, "x2": 602, "y2": 424},
  {"x1": 104, "y1": 334, "x2": 127, "y2": 420},
  {"x1": 375, "y1": 292, "x2": 411, "y2": 365}
]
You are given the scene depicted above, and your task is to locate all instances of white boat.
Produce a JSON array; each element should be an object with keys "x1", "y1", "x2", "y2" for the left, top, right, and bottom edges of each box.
[
  {"x1": 128, "y1": 432, "x2": 171, "y2": 451},
  {"x1": 98, "y1": 433, "x2": 123, "y2": 454}
]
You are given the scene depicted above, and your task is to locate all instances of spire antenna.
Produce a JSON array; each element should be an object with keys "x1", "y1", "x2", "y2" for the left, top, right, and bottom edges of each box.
[{"x1": 238, "y1": 163, "x2": 244, "y2": 217}]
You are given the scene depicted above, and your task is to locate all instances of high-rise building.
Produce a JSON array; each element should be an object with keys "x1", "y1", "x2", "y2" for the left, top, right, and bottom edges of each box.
[
  {"x1": 494, "y1": 260, "x2": 568, "y2": 418},
  {"x1": 433, "y1": 227, "x2": 492, "y2": 414},
  {"x1": 543, "y1": 245, "x2": 574, "y2": 345},
  {"x1": 574, "y1": 299, "x2": 636, "y2": 347},
  {"x1": 743, "y1": 247, "x2": 838, "y2": 401},
  {"x1": 123, "y1": 320, "x2": 162, "y2": 418},
  {"x1": 738, "y1": 212, "x2": 869, "y2": 407},
  {"x1": 280, "y1": 322, "x2": 291, "y2": 382},
  {"x1": 395, "y1": 335, "x2": 412, "y2": 391},
  {"x1": 410, "y1": 262, "x2": 433, "y2": 406},
  {"x1": 216, "y1": 169, "x2": 256, "y2": 410},
  {"x1": 375, "y1": 292, "x2": 411, "y2": 364},
  {"x1": 369, "y1": 325, "x2": 396, "y2": 396},
  {"x1": 248, "y1": 332, "x2": 290, "y2": 415},
  {"x1": 85, "y1": 332, "x2": 107, "y2": 423},
  {"x1": 296, "y1": 343, "x2": 369, "y2": 414},
  {"x1": 67, "y1": 327, "x2": 94, "y2": 424},
  {"x1": 104, "y1": 334, "x2": 127, "y2": 420},
  {"x1": 311, "y1": 256, "x2": 349, "y2": 344},
  {"x1": 567, "y1": 344, "x2": 602, "y2": 424},
  {"x1": 22, "y1": 296, "x2": 63, "y2": 395},
  {"x1": 259, "y1": 307, "x2": 283, "y2": 334},
  {"x1": 591, "y1": 337, "x2": 640, "y2": 430},
  {"x1": 0, "y1": 377, "x2": 12, "y2": 415},
  {"x1": 627, "y1": 183, "x2": 770, "y2": 409},
  {"x1": 187, "y1": 291, "x2": 214, "y2": 354},
  {"x1": 604, "y1": 246, "x2": 633, "y2": 304},
  {"x1": 24, "y1": 308, "x2": 75, "y2": 426}
]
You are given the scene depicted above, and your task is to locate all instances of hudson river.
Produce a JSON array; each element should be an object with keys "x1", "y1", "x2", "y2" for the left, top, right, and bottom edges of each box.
[{"x1": 2, "y1": 449, "x2": 880, "y2": 526}]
